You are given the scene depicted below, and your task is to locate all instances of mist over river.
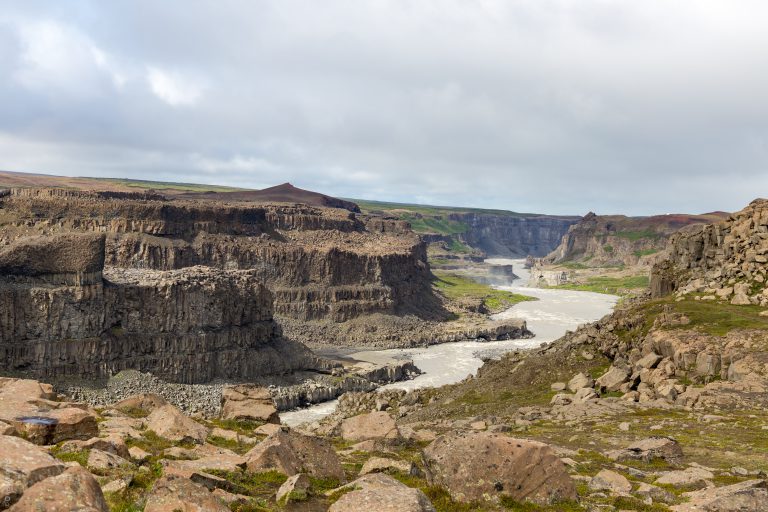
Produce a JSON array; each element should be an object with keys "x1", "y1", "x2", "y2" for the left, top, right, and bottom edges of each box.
[{"x1": 281, "y1": 259, "x2": 617, "y2": 426}]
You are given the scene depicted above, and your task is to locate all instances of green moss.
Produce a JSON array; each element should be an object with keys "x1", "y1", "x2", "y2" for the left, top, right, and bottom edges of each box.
[
  {"x1": 51, "y1": 447, "x2": 90, "y2": 467},
  {"x1": 615, "y1": 230, "x2": 663, "y2": 241},
  {"x1": 402, "y1": 214, "x2": 468, "y2": 235},
  {"x1": 117, "y1": 406, "x2": 150, "y2": 419},
  {"x1": 603, "y1": 244, "x2": 614, "y2": 253},
  {"x1": 207, "y1": 469, "x2": 287, "y2": 503},
  {"x1": 633, "y1": 249, "x2": 659, "y2": 258},
  {"x1": 433, "y1": 271, "x2": 538, "y2": 311},
  {"x1": 207, "y1": 418, "x2": 263, "y2": 436},
  {"x1": 207, "y1": 435, "x2": 256, "y2": 456},
  {"x1": 500, "y1": 497, "x2": 584, "y2": 511},
  {"x1": 555, "y1": 275, "x2": 649, "y2": 295},
  {"x1": 105, "y1": 460, "x2": 164, "y2": 512}
]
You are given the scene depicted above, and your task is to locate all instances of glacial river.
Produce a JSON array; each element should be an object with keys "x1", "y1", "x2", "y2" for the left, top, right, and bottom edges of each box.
[{"x1": 281, "y1": 259, "x2": 617, "y2": 426}]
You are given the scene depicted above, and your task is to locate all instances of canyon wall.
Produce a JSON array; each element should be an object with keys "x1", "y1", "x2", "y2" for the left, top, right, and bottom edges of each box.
[
  {"x1": 0, "y1": 188, "x2": 438, "y2": 323},
  {"x1": 546, "y1": 211, "x2": 729, "y2": 267},
  {"x1": 448, "y1": 212, "x2": 579, "y2": 257},
  {"x1": 0, "y1": 233, "x2": 313, "y2": 383}
]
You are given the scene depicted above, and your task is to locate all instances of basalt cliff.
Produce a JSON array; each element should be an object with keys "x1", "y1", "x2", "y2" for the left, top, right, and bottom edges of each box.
[{"x1": 0, "y1": 188, "x2": 444, "y2": 382}]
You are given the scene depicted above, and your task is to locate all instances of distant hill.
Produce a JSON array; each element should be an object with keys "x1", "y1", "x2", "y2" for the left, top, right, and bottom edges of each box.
[
  {"x1": 0, "y1": 170, "x2": 242, "y2": 194},
  {"x1": 0, "y1": 171, "x2": 360, "y2": 212},
  {"x1": 178, "y1": 182, "x2": 360, "y2": 212}
]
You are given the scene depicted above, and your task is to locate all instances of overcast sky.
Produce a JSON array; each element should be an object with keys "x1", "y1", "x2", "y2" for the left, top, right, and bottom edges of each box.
[{"x1": 1, "y1": 1, "x2": 767, "y2": 215}]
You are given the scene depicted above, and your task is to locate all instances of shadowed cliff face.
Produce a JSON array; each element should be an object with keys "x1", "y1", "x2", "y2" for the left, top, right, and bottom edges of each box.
[
  {"x1": 450, "y1": 213, "x2": 580, "y2": 257},
  {"x1": 0, "y1": 232, "x2": 313, "y2": 383}
]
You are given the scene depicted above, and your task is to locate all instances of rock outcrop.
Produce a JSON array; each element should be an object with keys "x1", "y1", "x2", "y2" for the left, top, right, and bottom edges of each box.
[
  {"x1": 547, "y1": 211, "x2": 729, "y2": 267},
  {"x1": 650, "y1": 198, "x2": 768, "y2": 305}
]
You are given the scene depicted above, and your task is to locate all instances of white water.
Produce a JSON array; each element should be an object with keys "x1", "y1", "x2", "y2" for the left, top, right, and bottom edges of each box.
[{"x1": 281, "y1": 259, "x2": 617, "y2": 426}]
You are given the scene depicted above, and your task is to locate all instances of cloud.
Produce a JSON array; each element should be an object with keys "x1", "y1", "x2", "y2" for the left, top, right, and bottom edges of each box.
[
  {"x1": 0, "y1": 1, "x2": 767, "y2": 215},
  {"x1": 146, "y1": 66, "x2": 205, "y2": 107}
]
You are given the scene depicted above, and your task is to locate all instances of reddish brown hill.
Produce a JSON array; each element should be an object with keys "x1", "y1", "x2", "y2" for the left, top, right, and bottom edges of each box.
[{"x1": 179, "y1": 182, "x2": 361, "y2": 212}]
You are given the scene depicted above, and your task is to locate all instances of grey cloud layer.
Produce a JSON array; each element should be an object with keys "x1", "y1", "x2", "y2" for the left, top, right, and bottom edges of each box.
[{"x1": 0, "y1": 0, "x2": 766, "y2": 215}]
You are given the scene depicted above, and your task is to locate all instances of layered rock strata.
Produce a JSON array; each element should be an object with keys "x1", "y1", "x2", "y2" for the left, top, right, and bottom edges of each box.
[
  {"x1": 0, "y1": 188, "x2": 438, "y2": 323},
  {"x1": 0, "y1": 230, "x2": 312, "y2": 383}
]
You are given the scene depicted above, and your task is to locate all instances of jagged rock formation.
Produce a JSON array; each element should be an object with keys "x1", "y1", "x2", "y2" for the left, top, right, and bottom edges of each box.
[
  {"x1": 546, "y1": 211, "x2": 729, "y2": 267},
  {"x1": 650, "y1": 198, "x2": 768, "y2": 305},
  {"x1": 449, "y1": 212, "x2": 579, "y2": 257}
]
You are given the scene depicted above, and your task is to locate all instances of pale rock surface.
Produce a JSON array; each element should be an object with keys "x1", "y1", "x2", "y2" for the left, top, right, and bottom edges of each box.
[
  {"x1": 220, "y1": 385, "x2": 279, "y2": 423},
  {"x1": 328, "y1": 473, "x2": 436, "y2": 512},
  {"x1": 671, "y1": 479, "x2": 768, "y2": 511},
  {"x1": 340, "y1": 411, "x2": 400, "y2": 442},
  {"x1": 588, "y1": 469, "x2": 632, "y2": 494},
  {"x1": 144, "y1": 475, "x2": 229, "y2": 512},
  {"x1": 422, "y1": 432, "x2": 577, "y2": 504},
  {"x1": 244, "y1": 428, "x2": 345, "y2": 481},
  {"x1": 9, "y1": 465, "x2": 107, "y2": 512},
  {"x1": 146, "y1": 404, "x2": 209, "y2": 444}
]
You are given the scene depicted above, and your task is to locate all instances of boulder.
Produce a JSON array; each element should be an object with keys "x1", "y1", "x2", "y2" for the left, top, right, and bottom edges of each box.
[
  {"x1": 671, "y1": 479, "x2": 768, "y2": 511},
  {"x1": 220, "y1": 385, "x2": 279, "y2": 423},
  {"x1": 276, "y1": 473, "x2": 311, "y2": 504},
  {"x1": 422, "y1": 432, "x2": 577, "y2": 505},
  {"x1": 11, "y1": 408, "x2": 98, "y2": 446},
  {"x1": 588, "y1": 469, "x2": 631, "y2": 494},
  {"x1": 144, "y1": 475, "x2": 229, "y2": 512},
  {"x1": 635, "y1": 352, "x2": 662, "y2": 370},
  {"x1": 340, "y1": 412, "x2": 400, "y2": 442},
  {"x1": 606, "y1": 437, "x2": 683, "y2": 463},
  {"x1": 113, "y1": 393, "x2": 169, "y2": 414},
  {"x1": 595, "y1": 366, "x2": 630, "y2": 392},
  {"x1": 360, "y1": 457, "x2": 418, "y2": 476},
  {"x1": 0, "y1": 435, "x2": 65, "y2": 508},
  {"x1": 61, "y1": 435, "x2": 130, "y2": 459},
  {"x1": 128, "y1": 446, "x2": 151, "y2": 462},
  {"x1": 146, "y1": 404, "x2": 209, "y2": 444},
  {"x1": 655, "y1": 467, "x2": 714, "y2": 489},
  {"x1": 574, "y1": 387, "x2": 598, "y2": 402},
  {"x1": 254, "y1": 423, "x2": 282, "y2": 436},
  {"x1": 9, "y1": 465, "x2": 107, "y2": 512},
  {"x1": 567, "y1": 373, "x2": 594, "y2": 392},
  {"x1": 244, "y1": 428, "x2": 345, "y2": 481},
  {"x1": 328, "y1": 473, "x2": 436, "y2": 512},
  {"x1": 87, "y1": 449, "x2": 132, "y2": 471},
  {"x1": 635, "y1": 482, "x2": 675, "y2": 504}
]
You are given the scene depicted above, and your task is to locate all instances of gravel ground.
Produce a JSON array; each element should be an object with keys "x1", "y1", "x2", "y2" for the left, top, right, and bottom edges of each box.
[{"x1": 62, "y1": 370, "x2": 228, "y2": 417}]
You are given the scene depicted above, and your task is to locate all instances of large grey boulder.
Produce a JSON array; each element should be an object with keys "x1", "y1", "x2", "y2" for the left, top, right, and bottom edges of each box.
[
  {"x1": 244, "y1": 428, "x2": 345, "y2": 481},
  {"x1": 671, "y1": 479, "x2": 768, "y2": 511},
  {"x1": 422, "y1": 432, "x2": 577, "y2": 505}
]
